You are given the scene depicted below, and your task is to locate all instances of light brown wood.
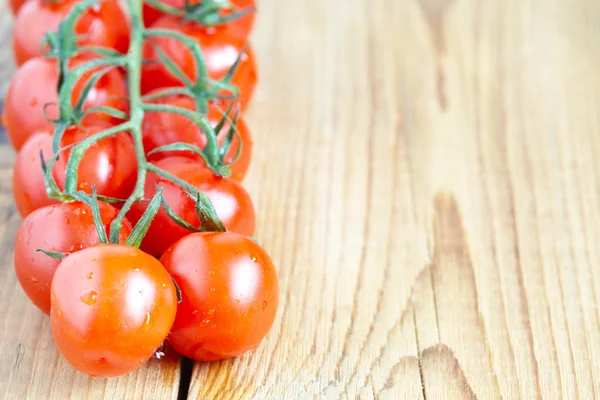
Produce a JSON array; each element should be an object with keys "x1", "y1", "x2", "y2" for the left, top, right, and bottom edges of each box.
[{"x1": 1, "y1": 0, "x2": 600, "y2": 398}]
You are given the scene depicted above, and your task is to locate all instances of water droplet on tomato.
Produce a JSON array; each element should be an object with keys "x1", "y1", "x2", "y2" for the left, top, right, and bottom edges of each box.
[
  {"x1": 51, "y1": 294, "x2": 56, "y2": 301},
  {"x1": 31, "y1": 277, "x2": 39, "y2": 284},
  {"x1": 141, "y1": 312, "x2": 151, "y2": 331},
  {"x1": 262, "y1": 301, "x2": 268, "y2": 310},
  {"x1": 209, "y1": 287, "x2": 216, "y2": 293},
  {"x1": 208, "y1": 270, "x2": 215, "y2": 276},
  {"x1": 251, "y1": 257, "x2": 257, "y2": 263},
  {"x1": 134, "y1": 268, "x2": 140, "y2": 272},
  {"x1": 81, "y1": 291, "x2": 97, "y2": 305},
  {"x1": 192, "y1": 310, "x2": 199, "y2": 316},
  {"x1": 162, "y1": 283, "x2": 167, "y2": 288},
  {"x1": 207, "y1": 309, "x2": 215, "y2": 317},
  {"x1": 57, "y1": 311, "x2": 63, "y2": 318},
  {"x1": 87, "y1": 272, "x2": 94, "y2": 279}
]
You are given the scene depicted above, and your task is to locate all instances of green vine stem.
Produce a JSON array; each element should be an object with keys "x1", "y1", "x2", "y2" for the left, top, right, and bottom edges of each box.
[{"x1": 42, "y1": 0, "x2": 247, "y2": 244}]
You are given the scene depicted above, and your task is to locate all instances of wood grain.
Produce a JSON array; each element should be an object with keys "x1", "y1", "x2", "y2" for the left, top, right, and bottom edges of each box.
[{"x1": 2, "y1": 0, "x2": 600, "y2": 398}]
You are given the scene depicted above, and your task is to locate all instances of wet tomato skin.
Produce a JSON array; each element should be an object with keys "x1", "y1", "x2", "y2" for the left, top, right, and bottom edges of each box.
[
  {"x1": 129, "y1": 157, "x2": 256, "y2": 256},
  {"x1": 141, "y1": 16, "x2": 257, "y2": 109},
  {"x1": 14, "y1": 202, "x2": 132, "y2": 315},
  {"x1": 142, "y1": 91, "x2": 252, "y2": 181},
  {"x1": 54, "y1": 125, "x2": 139, "y2": 201},
  {"x1": 51, "y1": 245, "x2": 177, "y2": 377},
  {"x1": 160, "y1": 232, "x2": 279, "y2": 361},
  {"x1": 2, "y1": 56, "x2": 128, "y2": 151},
  {"x1": 13, "y1": 0, "x2": 129, "y2": 66},
  {"x1": 12, "y1": 126, "x2": 137, "y2": 218}
]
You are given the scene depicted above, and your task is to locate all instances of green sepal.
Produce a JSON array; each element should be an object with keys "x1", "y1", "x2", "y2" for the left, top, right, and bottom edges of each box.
[
  {"x1": 36, "y1": 249, "x2": 66, "y2": 261},
  {"x1": 161, "y1": 196, "x2": 203, "y2": 232},
  {"x1": 69, "y1": 188, "x2": 109, "y2": 244},
  {"x1": 124, "y1": 188, "x2": 164, "y2": 248}
]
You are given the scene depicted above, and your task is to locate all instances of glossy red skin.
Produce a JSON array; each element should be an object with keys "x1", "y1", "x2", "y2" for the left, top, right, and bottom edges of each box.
[
  {"x1": 54, "y1": 125, "x2": 139, "y2": 201},
  {"x1": 14, "y1": 202, "x2": 132, "y2": 315},
  {"x1": 12, "y1": 128, "x2": 137, "y2": 217},
  {"x1": 128, "y1": 157, "x2": 256, "y2": 256},
  {"x1": 9, "y1": 0, "x2": 28, "y2": 14},
  {"x1": 142, "y1": 0, "x2": 255, "y2": 38},
  {"x1": 12, "y1": 132, "x2": 60, "y2": 217},
  {"x1": 13, "y1": 0, "x2": 129, "y2": 66},
  {"x1": 141, "y1": 16, "x2": 257, "y2": 109},
  {"x1": 2, "y1": 57, "x2": 128, "y2": 151},
  {"x1": 160, "y1": 232, "x2": 279, "y2": 361},
  {"x1": 51, "y1": 245, "x2": 177, "y2": 377},
  {"x1": 142, "y1": 91, "x2": 252, "y2": 181}
]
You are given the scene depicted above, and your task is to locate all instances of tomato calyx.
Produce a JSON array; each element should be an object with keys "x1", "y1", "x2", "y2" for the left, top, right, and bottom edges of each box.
[
  {"x1": 144, "y1": 0, "x2": 255, "y2": 27},
  {"x1": 146, "y1": 99, "x2": 243, "y2": 178}
]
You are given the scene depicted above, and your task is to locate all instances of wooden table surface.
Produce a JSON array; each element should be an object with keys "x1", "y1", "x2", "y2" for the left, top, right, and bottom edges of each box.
[{"x1": 1, "y1": 0, "x2": 600, "y2": 398}]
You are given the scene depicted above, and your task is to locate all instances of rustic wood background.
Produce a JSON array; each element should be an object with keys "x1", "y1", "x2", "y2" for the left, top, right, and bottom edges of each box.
[{"x1": 1, "y1": 0, "x2": 600, "y2": 398}]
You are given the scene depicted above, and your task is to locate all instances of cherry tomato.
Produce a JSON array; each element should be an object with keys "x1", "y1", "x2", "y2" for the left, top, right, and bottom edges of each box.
[
  {"x1": 12, "y1": 126, "x2": 137, "y2": 217},
  {"x1": 12, "y1": 132, "x2": 59, "y2": 218},
  {"x1": 14, "y1": 202, "x2": 132, "y2": 315},
  {"x1": 128, "y1": 157, "x2": 256, "y2": 256},
  {"x1": 141, "y1": 16, "x2": 257, "y2": 109},
  {"x1": 51, "y1": 245, "x2": 177, "y2": 377},
  {"x1": 142, "y1": 90, "x2": 252, "y2": 181},
  {"x1": 13, "y1": 0, "x2": 129, "y2": 66},
  {"x1": 9, "y1": 0, "x2": 28, "y2": 15},
  {"x1": 2, "y1": 56, "x2": 128, "y2": 151},
  {"x1": 54, "y1": 125, "x2": 139, "y2": 201},
  {"x1": 143, "y1": 0, "x2": 255, "y2": 38},
  {"x1": 160, "y1": 232, "x2": 278, "y2": 361}
]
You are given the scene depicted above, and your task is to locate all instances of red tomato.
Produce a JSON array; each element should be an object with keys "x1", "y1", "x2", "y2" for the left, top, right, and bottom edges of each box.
[
  {"x1": 142, "y1": 90, "x2": 252, "y2": 181},
  {"x1": 12, "y1": 126, "x2": 137, "y2": 217},
  {"x1": 2, "y1": 56, "x2": 128, "y2": 151},
  {"x1": 54, "y1": 125, "x2": 139, "y2": 201},
  {"x1": 12, "y1": 132, "x2": 59, "y2": 217},
  {"x1": 143, "y1": 0, "x2": 255, "y2": 38},
  {"x1": 128, "y1": 157, "x2": 256, "y2": 256},
  {"x1": 141, "y1": 16, "x2": 257, "y2": 109},
  {"x1": 51, "y1": 245, "x2": 177, "y2": 377},
  {"x1": 9, "y1": 0, "x2": 28, "y2": 15},
  {"x1": 160, "y1": 232, "x2": 278, "y2": 361},
  {"x1": 14, "y1": 202, "x2": 132, "y2": 315},
  {"x1": 13, "y1": 0, "x2": 129, "y2": 66}
]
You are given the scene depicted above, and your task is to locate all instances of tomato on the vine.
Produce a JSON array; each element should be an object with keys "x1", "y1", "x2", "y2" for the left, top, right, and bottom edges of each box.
[
  {"x1": 142, "y1": 90, "x2": 252, "y2": 181},
  {"x1": 51, "y1": 245, "x2": 177, "y2": 377},
  {"x1": 141, "y1": 15, "x2": 257, "y2": 109},
  {"x1": 2, "y1": 56, "x2": 128, "y2": 151},
  {"x1": 14, "y1": 202, "x2": 132, "y2": 315},
  {"x1": 12, "y1": 126, "x2": 137, "y2": 217},
  {"x1": 13, "y1": 0, "x2": 129, "y2": 66},
  {"x1": 54, "y1": 125, "x2": 139, "y2": 201},
  {"x1": 128, "y1": 156, "x2": 256, "y2": 256},
  {"x1": 12, "y1": 132, "x2": 59, "y2": 217},
  {"x1": 143, "y1": 0, "x2": 256, "y2": 39},
  {"x1": 160, "y1": 232, "x2": 278, "y2": 361}
]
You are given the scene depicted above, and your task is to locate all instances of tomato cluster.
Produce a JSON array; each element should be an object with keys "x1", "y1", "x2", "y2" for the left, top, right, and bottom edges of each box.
[{"x1": 5, "y1": 0, "x2": 278, "y2": 378}]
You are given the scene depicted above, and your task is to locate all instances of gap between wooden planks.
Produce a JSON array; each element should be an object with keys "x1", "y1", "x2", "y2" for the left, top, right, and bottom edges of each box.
[{"x1": 2, "y1": 0, "x2": 600, "y2": 398}]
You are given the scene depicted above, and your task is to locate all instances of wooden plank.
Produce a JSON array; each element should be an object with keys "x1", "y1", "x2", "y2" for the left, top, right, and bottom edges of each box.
[
  {"x1": 187, "y1": 0, "x2": 600, "y2": 398},
  {"x1": 2, "y1": 0, "x2": 600, "y2": 399}
]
